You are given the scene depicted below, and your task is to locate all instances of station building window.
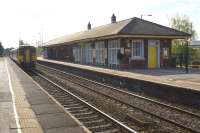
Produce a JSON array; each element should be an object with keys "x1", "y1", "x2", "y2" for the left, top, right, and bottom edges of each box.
[
  {"x1": 108, "y1": 39, "x2": 120, "y2": 66},
  {"x1": 85, "y1": 43, "x2": 93, "y2": 64},
  {"x1": 131, "y1": 40, "x2": 144, "y2": 60},
  {"x1": 80, "y1": 45, "x2": 86, "y2": 64},
  {"x1": 95, "y1": 41, "x2": 105, "y2": 65},
  {"x1": 73, "y1": 46, "x2": 80, "y2": 63}
]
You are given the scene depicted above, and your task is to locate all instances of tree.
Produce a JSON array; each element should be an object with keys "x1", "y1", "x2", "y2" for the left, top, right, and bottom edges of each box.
[
  {"x1": 3, "y1": 47, "x2": 14, "y2": 57},
  {"x1": 170, "y1": 14, "x2": 198, "y2": 67},
  {"x1": 0, "y1": 42, "x2": 4, "y2": 56}
]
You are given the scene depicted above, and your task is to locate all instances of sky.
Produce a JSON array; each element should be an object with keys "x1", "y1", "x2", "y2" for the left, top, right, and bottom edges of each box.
[{"x1": 0, "y1": 0, "x2": 200, "y2": 48}]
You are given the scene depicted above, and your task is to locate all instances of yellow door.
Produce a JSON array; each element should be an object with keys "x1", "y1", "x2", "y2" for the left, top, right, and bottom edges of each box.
[
  {"x1": 148, "y1": 47, "x2": 157, "y2": 68},
  {"x1": 26, "y1": 49, "x2": 30, "y2": 63}
]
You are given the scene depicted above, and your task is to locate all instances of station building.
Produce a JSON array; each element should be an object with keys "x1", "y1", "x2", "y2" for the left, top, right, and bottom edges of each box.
[{"x1": 43, "y1": 14, "x2": 190, "y2": 69}]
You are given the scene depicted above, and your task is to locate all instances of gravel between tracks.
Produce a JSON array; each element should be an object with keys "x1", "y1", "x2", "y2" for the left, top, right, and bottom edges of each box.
[{"x1": 37, "y1": 65, "x2": 200, "y2": 133}]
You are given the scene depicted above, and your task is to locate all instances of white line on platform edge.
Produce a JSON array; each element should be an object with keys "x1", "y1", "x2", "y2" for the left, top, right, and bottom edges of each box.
[{"x1": 5, "y1": 58, "x2": 22, "y2": 133}]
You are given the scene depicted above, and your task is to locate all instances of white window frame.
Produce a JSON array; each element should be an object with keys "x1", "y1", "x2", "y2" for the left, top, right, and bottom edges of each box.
[
  {"x1": 131, "y1": 40, "x2": 144, "y2": 60},
  {"x1": 80, "y1": 45, "x2": 86, "y2": 64},
  {"x1": 85, "y1": 43, "x2": 93, "y2": 63},
  {"x1": 73, "y1": 46, "x2": 80, "y2": 63},
  {"x1": 108, "y1": 39, "x2": 120, "y2": 66},
  {"x1": 95, "y1": 41, "x2": 105, "y2": 65}
]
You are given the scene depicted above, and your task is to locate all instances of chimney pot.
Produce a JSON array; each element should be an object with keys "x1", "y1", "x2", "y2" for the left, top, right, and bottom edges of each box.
[
  {"x1": 111, "y1": 14, "x2": 116, "y2": 23},
  {"x1": 87, "y1": 22, "x2": 91, "y2": 30}
]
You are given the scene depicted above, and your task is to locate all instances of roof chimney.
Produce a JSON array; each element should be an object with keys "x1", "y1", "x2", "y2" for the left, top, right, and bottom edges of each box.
[
  {"x1": 111, "y1": 14, "x2": 116, "y2": 23},
  {"x1": 87, "y1": 22, "x2": 91, "y2": 30}
]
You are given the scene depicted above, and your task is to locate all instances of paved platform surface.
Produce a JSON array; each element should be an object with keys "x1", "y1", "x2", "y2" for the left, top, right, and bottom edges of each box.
[
  {"x1": 0, "y1": 57, "x2": 89, "y2": 133},
  {"x1": 38, "y1": 57, "x2": 200, "y2": 92},
  {"x1": 127, "y1": 68, "x2": 200, "y2": 83},
  {"x1": 0, "y1": 59, "x2": 18, "y2": 133}
]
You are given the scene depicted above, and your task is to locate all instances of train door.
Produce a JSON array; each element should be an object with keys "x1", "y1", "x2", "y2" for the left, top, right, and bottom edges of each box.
[{"x1": 25, "y1": 48, "x2": 30, "y2": 64}]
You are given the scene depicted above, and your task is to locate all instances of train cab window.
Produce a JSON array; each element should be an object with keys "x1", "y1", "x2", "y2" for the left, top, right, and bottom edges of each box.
[
  {"x1": 19, "y1": 47, "x2": 26, "y2": 55},
  {"x1": 30, "y1": 47, "x2": 36, "y2": 55}
]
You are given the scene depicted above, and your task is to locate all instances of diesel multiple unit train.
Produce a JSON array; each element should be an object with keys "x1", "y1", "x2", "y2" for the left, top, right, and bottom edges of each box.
[{"x1": 10, "y1": 45, "x2": 37, "y2": 69}]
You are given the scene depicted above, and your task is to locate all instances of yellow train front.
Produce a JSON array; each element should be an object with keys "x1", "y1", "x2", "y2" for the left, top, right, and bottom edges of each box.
[{"x1": 10, "y1": 45, "x2": 37, "y2": 69}]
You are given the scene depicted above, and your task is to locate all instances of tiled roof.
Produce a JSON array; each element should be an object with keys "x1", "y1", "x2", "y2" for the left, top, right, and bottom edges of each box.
[
  {"x1": 44, "y1": 17, "x2": 190, "y2": 46},
  {"x1": 119, "y1": 18, "x2": 190, "y2": 36}
]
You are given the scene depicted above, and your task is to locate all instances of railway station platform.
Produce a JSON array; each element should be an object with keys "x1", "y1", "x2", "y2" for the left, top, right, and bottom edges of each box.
[
  {"x1": 37, "y1": 57, "x2": 200, "y2": 109},
  {"x1": 0, "y1": 57, "x2": 89, "y2": 133},
  {"x1": 38, "y1": 57, "x2": 200, "y2": 92}
]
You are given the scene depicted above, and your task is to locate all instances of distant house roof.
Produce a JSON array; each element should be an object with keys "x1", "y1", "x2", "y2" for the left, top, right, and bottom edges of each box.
[
  {"x1": 190, "y1": 40, "x2": 200, "y2": 48},
  {"x1": 44, "y1": 17, "x2": 191, "y2": 47}
]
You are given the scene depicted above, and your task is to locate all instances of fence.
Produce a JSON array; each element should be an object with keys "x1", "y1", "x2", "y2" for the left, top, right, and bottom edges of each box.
[{"x1": 172, "y1": 48, "x2": 200, "y2": 68}]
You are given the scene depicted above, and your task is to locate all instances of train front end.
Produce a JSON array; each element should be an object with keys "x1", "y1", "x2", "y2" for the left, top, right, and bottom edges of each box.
[{"x1": 18, "y1": 45, "x2": 37, "y2": 69}]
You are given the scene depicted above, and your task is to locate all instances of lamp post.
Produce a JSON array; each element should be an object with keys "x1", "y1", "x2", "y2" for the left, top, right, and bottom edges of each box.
[
  {"x1": 185, "y1": 23, "x2": 193, "y2": 74},
  {"x1": 141, "y1": 14, "x2": 152, "y2": 19},
  {"x1": 185, "y1": 39, "x2": 189, "y2": 74}
]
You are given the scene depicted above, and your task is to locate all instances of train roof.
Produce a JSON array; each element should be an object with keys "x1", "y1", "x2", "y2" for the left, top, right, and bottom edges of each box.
[
  {"x1": 19, "y1": 45, "x2": 35, "y2": 48},
  {"x1": 9, "y1": 45, "x2": 36, "y2": 52}
]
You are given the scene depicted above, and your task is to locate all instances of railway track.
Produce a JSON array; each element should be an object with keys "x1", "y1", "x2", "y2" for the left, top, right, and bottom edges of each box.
[
  {"x1": 31, "y1": 70, "x2": 137, "y2": 133},
  {"x1": 36, "y1": 63, "x2": 200, "y2": 133}
]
